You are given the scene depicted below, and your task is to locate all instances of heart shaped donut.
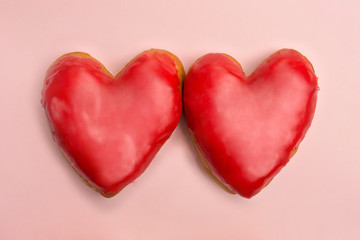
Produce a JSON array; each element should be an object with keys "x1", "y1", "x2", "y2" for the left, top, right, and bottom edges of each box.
[
  {"x1": 183, "y1": 49, "x2": 318, "y2": 198},
  {"x1": 42, "y1": 49, "x2": 184, "y2": 197}
]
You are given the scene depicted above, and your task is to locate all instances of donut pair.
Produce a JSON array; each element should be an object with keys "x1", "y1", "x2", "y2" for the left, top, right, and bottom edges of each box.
[{"x1": 42, "y1": 49, "x2": 318, "y2": 198}]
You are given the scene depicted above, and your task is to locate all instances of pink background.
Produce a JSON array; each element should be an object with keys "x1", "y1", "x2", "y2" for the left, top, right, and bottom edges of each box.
[{"x1": 1, "y1": 0, "x2": 359, "y2": 239}]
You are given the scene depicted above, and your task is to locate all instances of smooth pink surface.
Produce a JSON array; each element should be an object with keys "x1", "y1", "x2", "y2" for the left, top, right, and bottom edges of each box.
[
  {"x1": 1, "y1": 0, "x2": 359, "y2": 239},
  {"x1": 184, "y1": 50, "x2": 318, "y2": 198}
]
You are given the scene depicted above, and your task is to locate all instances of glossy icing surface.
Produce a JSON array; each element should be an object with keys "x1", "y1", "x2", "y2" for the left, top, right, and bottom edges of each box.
[
  {"x1": 183, "y1": 49, "x2": 318, "y2": 198},
  {"x1": 42, "y1": 50, "x2": 183, "y2": 197}
]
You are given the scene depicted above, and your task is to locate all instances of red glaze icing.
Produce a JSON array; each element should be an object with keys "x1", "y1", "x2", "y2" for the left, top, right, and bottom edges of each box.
[
  {"x1": 183, "y1": 49, "x2": 318, "y2": 198},
  {"x1": 42, "y1": 50, "x2": 183, "y2": 197}
]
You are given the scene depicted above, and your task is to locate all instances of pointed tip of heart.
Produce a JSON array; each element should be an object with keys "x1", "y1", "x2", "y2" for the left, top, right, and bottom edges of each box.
[{"x1": 100, "y1": 191, "x2": 119, "y2": 198}]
